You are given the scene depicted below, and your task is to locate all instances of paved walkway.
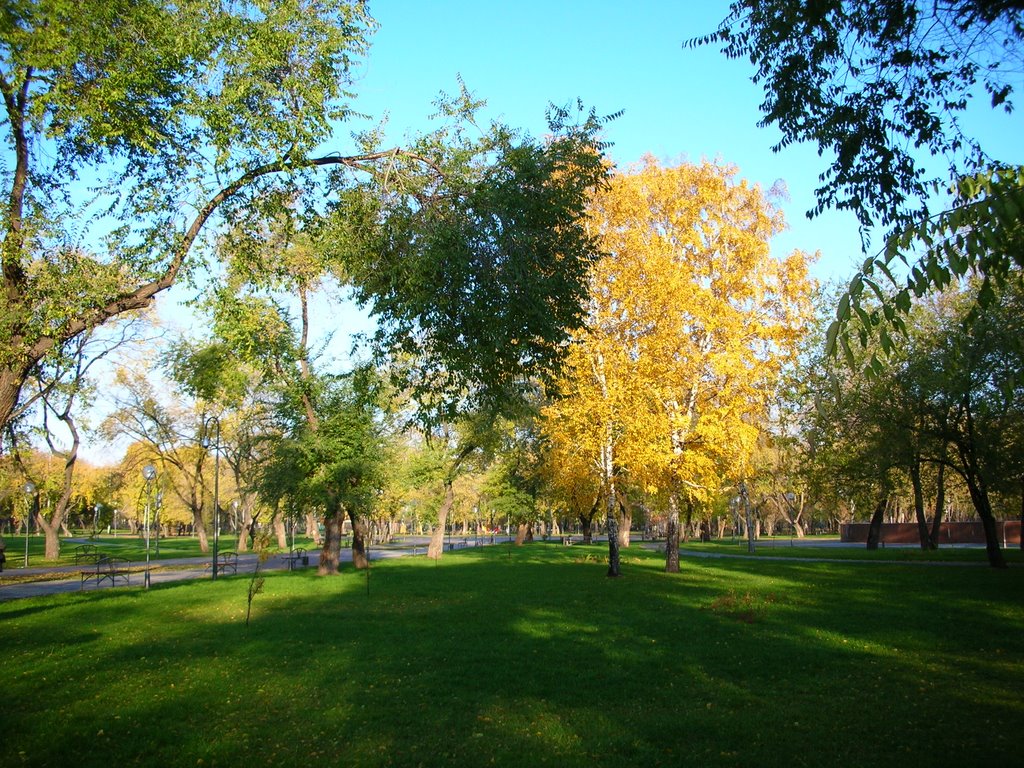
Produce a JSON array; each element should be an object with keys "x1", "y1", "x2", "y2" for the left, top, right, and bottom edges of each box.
[{"x1": 0, "y1": 536, "x2": 508, "y2": 602}]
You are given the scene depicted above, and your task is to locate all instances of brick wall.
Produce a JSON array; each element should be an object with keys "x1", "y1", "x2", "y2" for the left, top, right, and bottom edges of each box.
[{"x1": 840, "y1": 521, "x2": 1021, "y2": 546}]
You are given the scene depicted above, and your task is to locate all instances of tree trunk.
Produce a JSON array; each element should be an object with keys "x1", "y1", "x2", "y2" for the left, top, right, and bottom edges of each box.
[
  {"x1": 0, "y1": 367, "x2": 29, "y2": 450},
  {"x1": 272, "y1": 508, "x2": 287, "y2": 549},
  {"x1": 514, "y1": 522, "x2": 529, "y2": 545},
  {"x1": 349, "y1": 511, "x2": 369, "y2": 570},
  {"x1": 929, "y1": 463, "x2": 946, "y2": 550},
  {"x1": 426, "y1": 480, "x2": 454, "y2": 560},
  {"x1": 38, "y1": 511, "x2": 60, "y2": 561},
  {"x1": 617, "y1": 492, "x2": 631, "y2": 549},
  {"x1": 191, "y1": 505, "x2": 209, "y2": 553},
  {"x1": 580, "y1": 514, "x2": 593, "y2": 544},
  {"x1": 909, "y1": 461, "x2": 930, "y2": 550},
  {"x1": 236, "y1": 506, "x2": 250, "y2": 553},
  {"x1": 606, "y1": 495, "x2": 621, "y2": 577},
  {"x1": 665, "y1": 493, "x2": 680, "y2": 573},
  {"x1": 1020, "y1": 481, "x2": 1023, "y2": 552},
  {"x1": 866, "y1": 495, "x2": 888, "y2": 550},
  {"x1": 580, "y1": 494, "x2": 599, "y2": 544},
  {"x1": 962, "y1": 473, "x2": 1007, "y2": 568},
  {"x1": 318, "y1": 507, "x2": 342, "y2": 575},
  {"x1": 306, "y1": 511, "x2": 323, "y2": 546}
]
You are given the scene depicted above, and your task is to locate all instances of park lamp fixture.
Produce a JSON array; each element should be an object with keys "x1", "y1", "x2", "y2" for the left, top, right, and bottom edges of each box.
[
  {"x1": 22, "y1": 481, "x2": 36, "y2": 567},
  {"x1": 142, "y1": 464, "x2": 157, "y2": 588},
  {"x1": 203, "y1": 415, "x2": 222, "y2": 580}
]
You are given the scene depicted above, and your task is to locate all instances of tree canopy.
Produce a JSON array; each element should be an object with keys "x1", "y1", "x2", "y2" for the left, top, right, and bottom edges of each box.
[
  {"x1": 0, "y1": 1, "x2": 611, "y2": 451},
  {"x1": 697, "y1": 1, "x2": 1024, "y2": 374},
  {"x1": 698, "y1": 0, "x2": 1023, "y2": 234},
  {"x1": 542, "y1": 158, "x2": 815, "y2": 575}
]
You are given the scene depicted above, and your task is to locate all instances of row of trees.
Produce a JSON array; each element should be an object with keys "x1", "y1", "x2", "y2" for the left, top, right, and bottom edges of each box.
[
  {"x1": 3, "y1": 1, "x2": 1022, "y2": 575},
  {"x1": 5, "y1": 152, "x2": 1024, "y2": 573}
]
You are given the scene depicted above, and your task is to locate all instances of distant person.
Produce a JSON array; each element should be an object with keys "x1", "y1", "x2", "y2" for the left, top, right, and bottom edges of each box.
[{"x1": 0, "y1": 541, "x2": 6, "y2": 572}]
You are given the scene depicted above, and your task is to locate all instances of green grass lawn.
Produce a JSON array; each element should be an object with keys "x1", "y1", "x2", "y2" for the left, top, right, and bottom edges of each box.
[
  {"x1": 0, "y1": 533, "x2": 322, "y2": 569},
  {"x1": 2, "y1": 544, "x2": 1022, "y2": 767}
]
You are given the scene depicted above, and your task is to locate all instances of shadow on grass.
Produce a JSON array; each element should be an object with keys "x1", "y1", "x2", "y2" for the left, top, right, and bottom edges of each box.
[{"x1": 2, "y1": 545, "x2": 1022, "y2": 768}]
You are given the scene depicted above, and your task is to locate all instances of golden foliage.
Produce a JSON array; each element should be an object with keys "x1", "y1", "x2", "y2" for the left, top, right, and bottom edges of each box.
[{"x1": 543, "y1": 157, "x2": 816, "y2": 507}]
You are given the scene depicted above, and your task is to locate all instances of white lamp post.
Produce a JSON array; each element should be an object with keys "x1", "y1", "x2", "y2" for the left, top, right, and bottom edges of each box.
[
  {"x1": 142, "y1": 464, "x2": 157, "y2": 588},
  {"x1": 203, "y1": 415, "x2": 221, "y2": 579},
  {"x1": 22, "y1": 481, "x2": 36, "y2": 567}
]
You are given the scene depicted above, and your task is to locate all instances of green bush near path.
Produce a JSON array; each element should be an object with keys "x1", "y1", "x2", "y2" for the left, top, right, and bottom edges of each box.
[{"x1": 2, "y1": 545, "x2": 1022, "y2": 767}]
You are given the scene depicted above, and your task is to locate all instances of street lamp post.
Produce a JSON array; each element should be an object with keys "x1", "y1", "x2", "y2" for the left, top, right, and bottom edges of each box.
[
  {"x1": 784, "y1": 491, "x2": 796, "y2": 544},
  {"x1": 142, "y1": 464, "x2": 157, "y2": 588},
  {"x1": 204, "y1": 415, "x2": 221, "y2": 579},
  {"x1": 22, "y1": 481, "x2": 36, "y2": 567},
  {"x1": 93, "y1": 502, "x2": 100, "y2": 537},
  {"x1": 739, "y1": 481, "x2": 754, "y2": 554},
  {"x1": 154, "y1": 491, "x2": 163, "y2": 557}
]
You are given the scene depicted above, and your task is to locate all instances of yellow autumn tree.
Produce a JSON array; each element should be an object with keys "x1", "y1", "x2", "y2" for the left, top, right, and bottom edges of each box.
[{"x1": 542, "y1": 157, "x2": 816, "y2": 575}]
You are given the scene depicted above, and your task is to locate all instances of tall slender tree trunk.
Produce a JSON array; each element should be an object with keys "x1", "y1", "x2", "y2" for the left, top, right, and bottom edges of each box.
[
  {"x1": 909, "y1": 461, "x2": 930, "y2": 550},
  {"x1": 1019, "y1": 482, "x2": 1023, "y2": 552},
  {"x1": 427, "y1": 480, "x2": 455, "y2": 560},
  {"x1": 962, "y1": 474, "x2": 1007, "y2": 568},
  {"x1": 605, "y1": 488, "x2": 621, "y2": 577},
  {"x1": 866, "y1": 495, "x2": 888, "y2": 550},
  {"x1": 349, "y1": 511, "x2": 369, "y2": 569},
  {"x1": 929, "y1": 464, "x2": 946, "y2": 550},
  {"x1": 581, "y1": 494, "x2": 599, "y2": 544},
  {"x1": 593, "y1": 349, "x2": 620, "y2": 576},
  {"x1": 602, "y1": 439, "x2": 620, "y2": 577},
  {"x1": 665, "y1": 493, "x2": 680, "y2": 573}
]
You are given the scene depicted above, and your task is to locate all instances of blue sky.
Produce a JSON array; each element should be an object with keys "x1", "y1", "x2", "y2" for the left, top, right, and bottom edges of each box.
[
  {"x1": 153, "y1": 0, "x2": 1023, "y2": 341},
  {"x1": 340, "y1": 0, "x2": 1021, "y2": 280},
  {"x1": 162, "y1": 1, "x2": 866, "y2": 349},
  {"x1": 346, "y1": 0, "x2": 863, "y2": 280},
  {"x1": 118, "y1": 0, "x2": 1022, "y2": 462}
]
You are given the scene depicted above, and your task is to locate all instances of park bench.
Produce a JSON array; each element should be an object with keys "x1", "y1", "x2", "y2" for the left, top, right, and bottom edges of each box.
[
  {"x1": 80, "y1": 556, "x2": 131, "y2": 589},
  {"x1": 72, "y1": 543, "x2": 103, "y2": 565},
  {"x1": 284, "y1": 548, "x2": 309, "y2": 570},
  {"x1": 206, "y1": 551, "x2": 239, "y2": 575}
]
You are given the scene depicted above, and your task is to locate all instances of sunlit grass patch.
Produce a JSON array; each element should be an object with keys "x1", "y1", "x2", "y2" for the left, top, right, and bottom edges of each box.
[{"x1": 2, "y1": 544, "x2": 1023, "y2": 768}]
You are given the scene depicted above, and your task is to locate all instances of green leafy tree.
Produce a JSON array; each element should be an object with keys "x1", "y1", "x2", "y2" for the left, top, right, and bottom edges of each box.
[
  {"x1": 922, "y1": 282, "x2": 1024, "y2": 567},
  {"x1": 0, "y1": 0, "x2": 382, "y2": 442},
  {"x1": 7, "y1": 1, "x2": 613, "y2": 446},
  {"x1": 697, "y1": 2, "x2": 1024, "y2": 354},
  {"x1": 699, "y1": 0, "x2": 1022, "y2": 234},
  {"x1": 258, "y1": 373, "x2": 389, "y2": 573}
]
